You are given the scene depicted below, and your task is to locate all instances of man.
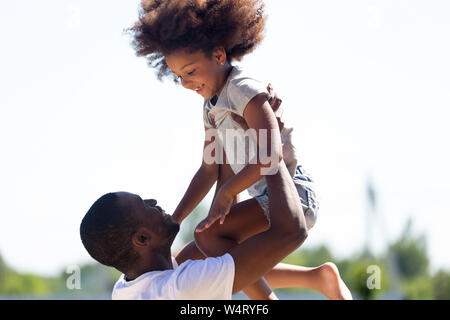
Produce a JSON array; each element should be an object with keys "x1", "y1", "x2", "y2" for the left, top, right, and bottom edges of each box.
[{"x1": 80, "y1": 158, "x2": 308, "y2": 299}]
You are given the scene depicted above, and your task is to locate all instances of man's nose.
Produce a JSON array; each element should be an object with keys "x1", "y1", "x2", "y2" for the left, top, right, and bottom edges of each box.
[{"x1": 144, "y1": 199, "x2": 157, "y2": 207}]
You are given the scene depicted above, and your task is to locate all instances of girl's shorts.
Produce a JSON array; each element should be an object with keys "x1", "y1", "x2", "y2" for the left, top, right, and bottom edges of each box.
[{"x1": 254, "y1": 165, "x2": 320, "y2": 230}]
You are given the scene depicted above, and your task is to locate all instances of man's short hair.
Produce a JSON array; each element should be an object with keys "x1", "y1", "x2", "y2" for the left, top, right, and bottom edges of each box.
[{"x1": 80, "y1": 193, "x2": 140, "y2": 273}]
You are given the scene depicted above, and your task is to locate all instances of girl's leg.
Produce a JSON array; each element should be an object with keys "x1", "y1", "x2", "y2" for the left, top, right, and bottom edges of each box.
[
  {"x1": 176, "y1": 161, "x2": 351, "y2": 300},
  {"x1": 174, "y1": 244, "x2": 352, "y2": 300},
  {"x1": 194, "y1": 195, "x2": 277, "y2": 299},
  {"x1": 174, "y1": 240, "x2": 205, "y2": 262},
  {"x1": 264, "y1": 262, "x2": 353, "y2": 300},
  {"x1": 174, "y1": 242, "x2": 352, "y2": 299}
]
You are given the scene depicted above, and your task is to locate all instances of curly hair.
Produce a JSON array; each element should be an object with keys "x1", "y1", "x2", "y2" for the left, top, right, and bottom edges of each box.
[
  {"x1": 125, "y1": 0, "x2": 267, "y2": 83},
  {"x1": 80, "y1": 193, "x2": 141, "y2": 274}
]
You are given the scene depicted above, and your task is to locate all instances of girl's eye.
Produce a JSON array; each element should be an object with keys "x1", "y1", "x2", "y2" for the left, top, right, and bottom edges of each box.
[{"x1": 174, "y1": 70, "x2": 195, "y2": 82}]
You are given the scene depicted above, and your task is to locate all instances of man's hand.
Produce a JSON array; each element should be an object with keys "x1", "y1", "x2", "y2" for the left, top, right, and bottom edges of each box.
[
  {"x1": 231, "y1": 83, "x2": 285, "y2": 132},
  {"x1": 195, "y1": 187, "x2": 234, "y2": 232}
]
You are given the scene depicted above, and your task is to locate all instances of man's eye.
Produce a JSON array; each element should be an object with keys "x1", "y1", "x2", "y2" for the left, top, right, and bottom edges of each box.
[{"x1": 187, "y1": 70, "x2": 195, "y2": 76}]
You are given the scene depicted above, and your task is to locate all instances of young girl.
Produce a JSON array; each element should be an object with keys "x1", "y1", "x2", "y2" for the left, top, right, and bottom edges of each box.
[{"x1": 127, "y1": 0, "x2": 348, "y2": 299}]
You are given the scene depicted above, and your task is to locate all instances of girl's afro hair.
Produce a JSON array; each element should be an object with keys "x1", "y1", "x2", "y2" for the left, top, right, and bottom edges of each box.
[{"x1": 125, "y1": 0, "x2": 268, "y2": 83}]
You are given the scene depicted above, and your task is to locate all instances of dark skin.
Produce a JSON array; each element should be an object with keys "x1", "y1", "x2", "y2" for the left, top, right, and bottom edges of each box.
[
  {"x1": 166, "y1": 47, "x2": 235, "y2": 226},
  {"x1": 166, "y1": 46, "x2": 290, "y2": 299},
  {"x1": 113, "y1": 157, "x2": 308, "y2": 294},
  {"x1": 117, "y1": 193, "x2": 179, "y2": 281},
  {"x1": 112, "y1": 80, "x2": 305, "y2": 294},
  {"x1": 112, "y1": 72, "x2": 305, "y2": 292},
  {"x1": 165, "y1": 47, "x2": 233, "y2": 100},
  {"x1": 165, "y1": 46, "x2": 285, "y2": 228}
]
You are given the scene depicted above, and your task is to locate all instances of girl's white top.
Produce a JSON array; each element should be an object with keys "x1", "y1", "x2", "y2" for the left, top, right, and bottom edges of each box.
[{"x1": 203, "y1": 65, "x2": 299, "y2": 197}]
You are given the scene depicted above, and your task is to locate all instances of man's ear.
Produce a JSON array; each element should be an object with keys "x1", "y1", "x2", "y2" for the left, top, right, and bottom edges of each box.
[{"x1": 132, "y1": 227, "x2": 152, "y2": 247}]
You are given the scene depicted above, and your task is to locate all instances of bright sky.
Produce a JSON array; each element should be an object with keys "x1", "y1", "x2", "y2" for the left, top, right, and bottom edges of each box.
[{"x1": 1, "y1": 0, "x2": 449, "y2": 277}]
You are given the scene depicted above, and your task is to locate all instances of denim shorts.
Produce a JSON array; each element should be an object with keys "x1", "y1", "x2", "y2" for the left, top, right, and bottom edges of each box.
[{"x1": 254, "y1": 165, "x2": 320, "y2": 230}]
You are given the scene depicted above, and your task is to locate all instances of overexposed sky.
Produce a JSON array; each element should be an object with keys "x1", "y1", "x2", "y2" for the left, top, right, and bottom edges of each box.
[{"x1": 0, "y1": 0, "x2": 449, "y2": 276}]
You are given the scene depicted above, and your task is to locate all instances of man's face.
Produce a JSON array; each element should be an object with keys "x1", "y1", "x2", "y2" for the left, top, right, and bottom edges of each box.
[{"x1": 116, "y1": 192, "x2": 180, "y2": 245}]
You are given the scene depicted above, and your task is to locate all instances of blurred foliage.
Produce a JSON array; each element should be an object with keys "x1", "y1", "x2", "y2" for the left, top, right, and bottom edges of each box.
[
  {"x1": 433, "y1": 269, "x2": 450, "y2": 300},
  {"x1": 282, "y1": 244, "x2": 334, "y2": 268},
  {"x1": 0, "y1": 261, "x2": 61, "y2": 297},
  {"x1": 1, "y1": 215, "x2": 450, "y2": 299},
  {"x1": 402, "y1": 275, "x2": 434, "y2": 299},
  {"x1": 0, "y1": 253, "x2": 121, "y2": 299},
  {"x1": 279, "y1": 218, "x2": 450, "y2": 300},
  {"x1": 280, "y1": 248, "x2": 389, "y2": 299},
  {"x1": 389, "y1": 218, "x2": 429, "y2": 280},
  {"x1": 339, "y1": 257, "x2": 388, "y2": 300}
]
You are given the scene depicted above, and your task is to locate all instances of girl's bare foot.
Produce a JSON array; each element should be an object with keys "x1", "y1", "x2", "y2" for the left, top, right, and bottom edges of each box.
[{"x1": 318, "y1": 262, "x2": 353, "y2": 300}]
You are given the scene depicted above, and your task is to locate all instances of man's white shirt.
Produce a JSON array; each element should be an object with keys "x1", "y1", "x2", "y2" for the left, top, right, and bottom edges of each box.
[{"x1": 112, "y1": 253, "x2": 235, "y2": 300}]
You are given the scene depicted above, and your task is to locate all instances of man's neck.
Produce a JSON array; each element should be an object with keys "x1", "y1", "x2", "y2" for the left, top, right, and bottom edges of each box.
[{"x1": 125, "y1": 250, "x2": 173, "y2": 281}]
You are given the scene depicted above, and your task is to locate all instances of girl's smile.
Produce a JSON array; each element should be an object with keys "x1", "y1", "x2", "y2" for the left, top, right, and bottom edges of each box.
[
  {"x1": 165, "y1": 47, "x2": 232, "y2": 100},
  {"x1": 195, "y1": 84, "x2": 205, "y2": 94}
]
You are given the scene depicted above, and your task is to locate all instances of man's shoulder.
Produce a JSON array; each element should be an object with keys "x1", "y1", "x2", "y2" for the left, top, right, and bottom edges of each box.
[
  {"x1": 176, "y1": 254, "x2": 234, "y2": 273},
  {"x1": 173, "y1": 254, "x2": 235, "y2": 300},
  {"x1": 112, "y1": 269, "x2": 175, "y2": 300}
]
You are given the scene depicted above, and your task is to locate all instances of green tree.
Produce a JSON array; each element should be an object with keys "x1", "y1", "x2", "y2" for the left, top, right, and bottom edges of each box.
[
  {"x1": 402, "y1": 275, "x2": 434, "y2": 299},
  {"x1": 433, "y1": 269, "x2": 450, "y2": 299},
  {"x1": 389, "y1": 218, "x2": 429, "y2": 280},
  {"x1": 0, "y1": 253, "x2": 6, "y2": 292},
  {"x1": 340, "y1": 257, "x2": 388, "y2": 300},
  {"x1": 383, "y1": 218, "x2": 436, "y2": 299},
  {"x1": 0, "y1": 270, "x2": 54, "y2": 296},
  {"x1": 282, "y1": 245, "x2": 334, "y2": 267}
]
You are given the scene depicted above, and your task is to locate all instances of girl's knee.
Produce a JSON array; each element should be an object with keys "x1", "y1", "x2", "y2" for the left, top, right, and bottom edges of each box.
[
  {"x1": 194, "y1": 227, "x2": 237, "y2": 257},
  {"x1": 194, "y1": 229, "x2": 216, "y2": 257}
]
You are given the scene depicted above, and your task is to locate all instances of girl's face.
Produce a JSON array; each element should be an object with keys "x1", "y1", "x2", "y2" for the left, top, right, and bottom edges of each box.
[{"x1": 165, "y1": 48, "x2": 231, "y2": 99}]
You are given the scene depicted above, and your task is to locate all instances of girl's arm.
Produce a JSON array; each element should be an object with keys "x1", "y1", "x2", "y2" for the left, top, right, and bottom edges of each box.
[
  {"x1": 223, "y1": 92, "x2": 283, "y2": 195},
  {"x1": 171, "y1": 126, "x2": 220, "y2": 224},
  {"x1": 196, "y1": 93, "x2": 283, "y2": 231}
]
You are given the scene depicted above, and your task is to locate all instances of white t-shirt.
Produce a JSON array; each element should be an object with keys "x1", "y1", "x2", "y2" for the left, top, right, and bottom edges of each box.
[
  {"x1": 112, "y1": 253, "x2": 235, "y2": 300},
  {"x1": 203, "y1": 65, "x2": 299, "y2": 196}
]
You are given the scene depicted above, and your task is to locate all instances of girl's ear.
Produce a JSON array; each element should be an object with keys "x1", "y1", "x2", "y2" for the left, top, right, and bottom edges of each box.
[
  {"x1": 132, "y1": 228, "x2": 152, "y2": 247},
  {"x1": 213, "y1": 46, "x2": 227, "y2": 65}
]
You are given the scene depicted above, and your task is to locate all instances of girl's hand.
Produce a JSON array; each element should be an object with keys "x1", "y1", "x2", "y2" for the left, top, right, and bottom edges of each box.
[{"x1": 195, "y1": 188, "x2": 234, "y2": 232}]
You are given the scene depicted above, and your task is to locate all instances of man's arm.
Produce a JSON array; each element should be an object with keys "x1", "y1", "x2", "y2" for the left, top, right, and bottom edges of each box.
[{"x1": 229, "y1": 158, "x2": 308, "y2": 293}]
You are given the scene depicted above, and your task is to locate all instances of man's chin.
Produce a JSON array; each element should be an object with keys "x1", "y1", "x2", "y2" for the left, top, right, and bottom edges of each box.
[{"x1": 166, "y1": 219, "x2": 180, "y2": 243}]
